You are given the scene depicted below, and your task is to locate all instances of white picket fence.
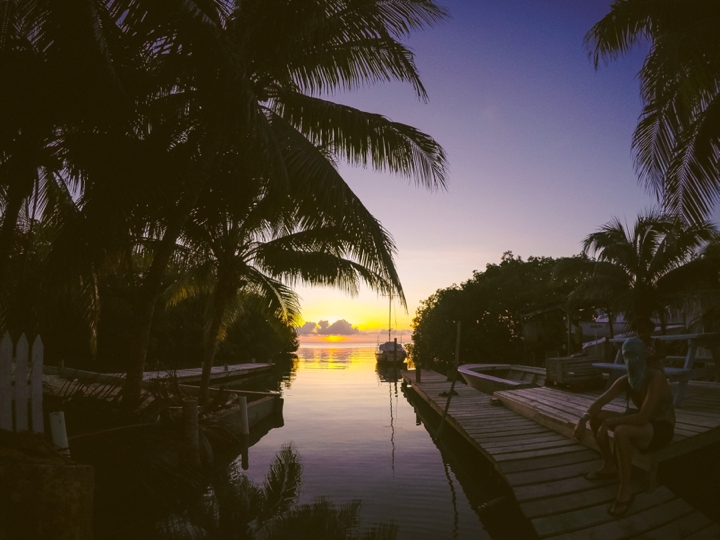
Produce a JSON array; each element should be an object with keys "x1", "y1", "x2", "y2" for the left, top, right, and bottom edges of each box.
[{"x1": 0, "y1": 332, "x2": 44, "y2": 433}]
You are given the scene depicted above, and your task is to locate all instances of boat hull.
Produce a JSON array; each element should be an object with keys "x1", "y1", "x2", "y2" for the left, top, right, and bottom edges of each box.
[
  {"x1": 458, "y1": 364, "x2": 546, "y2": 394},
  {"x1": 375, "y1": 350, "x2": 407, "y2": 364}
]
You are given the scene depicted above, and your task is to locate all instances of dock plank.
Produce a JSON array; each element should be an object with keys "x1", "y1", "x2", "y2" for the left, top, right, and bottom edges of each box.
[
  {"x1": 403, "y1": 370, "x2": 718, "y2": 540},
  {"x1": 533, "y1": 486, "x2": 677, "y2": 538},
  {"x1": 632, "y1": 510, "x2": 714, "y2": 539},
  {"x1": 504, "y1": 458, "x2": 603, "y2": 486},
  {"x1": 549, "y1": 497, "x2": 695, "y2": 539}
]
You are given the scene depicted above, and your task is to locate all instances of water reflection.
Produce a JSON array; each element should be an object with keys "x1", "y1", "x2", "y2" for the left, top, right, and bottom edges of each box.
[
  {"x1": 375, "y1": 363, "x2": 403, "y2": 383},
  {"x1": 156, "y1": 444, "x2": 398, "y2": 540},
  {"x1": 296, "y1": 346, "x2": 355, "y2": 367},
  {"x1": 239, "y1": 347, "x2": 493, "y2": 539},
  {"x1": 89, "y1": 347, "x2": 530, "y2": 539}
]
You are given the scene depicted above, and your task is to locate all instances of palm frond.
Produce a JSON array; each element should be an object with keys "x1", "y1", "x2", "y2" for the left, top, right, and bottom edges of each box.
[
  {"x1": 257, "y1": 443, "x2": 303, "y2": 525},
  {"x1": 270, "y1": 93, "x2": 447, "y2": 190}
]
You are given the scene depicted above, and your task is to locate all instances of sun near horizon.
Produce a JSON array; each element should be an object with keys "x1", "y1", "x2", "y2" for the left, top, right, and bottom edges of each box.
[{"x1": 295, "y1": 288, "x2": 415, "y2": 345}]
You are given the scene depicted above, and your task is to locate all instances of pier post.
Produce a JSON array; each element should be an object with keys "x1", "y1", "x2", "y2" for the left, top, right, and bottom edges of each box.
[
  {"x1": 49, "y1": 411, "x2": 70, "y2": 458},
  {"x1": 239, "y1": 396, "x2": 250, "y2": 470},
  {"x1": 436, "y1": 321, "x2": 461, "y2": 440},
  {"x1": 183, "y1": 398, "x2": 200, "y2": 466}
]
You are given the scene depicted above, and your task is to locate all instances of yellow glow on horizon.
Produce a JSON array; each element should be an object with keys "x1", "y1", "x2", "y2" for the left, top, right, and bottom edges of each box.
[
  {"x1": 295, "y1": 288, "x2": 414, "y2": 334},
  {"x1": 324, "y1": 335, "x2": 346, "y2": 342}
]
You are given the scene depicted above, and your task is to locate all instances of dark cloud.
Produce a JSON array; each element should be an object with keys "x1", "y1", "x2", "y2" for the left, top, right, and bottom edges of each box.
[
  {"x1": 297, "y1": 319, "x2": 360, "y2": 336},
  {"x1": 296, "y1": 322, "x2": 318, "y2": 335},
  {"x1": 317, "y1": 319, "x2": 359, "y2": 335}
]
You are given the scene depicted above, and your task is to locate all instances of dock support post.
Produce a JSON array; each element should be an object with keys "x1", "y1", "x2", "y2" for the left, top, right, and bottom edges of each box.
[
  {"x1": 416, "y1": 345, "x2": 422, "y2": 383},
  {"x1": 183, "y1": 398, "x2": 200, "y2": 466},
  {"x1": 49, "y1": 411, "x2": 70, "y2": 458},
  {"x1": 239, "y1": 396, "x2": 250, "y2": 470},
  {"x1": 436, "y1": 321, "x2": 461, "y2": 440}
]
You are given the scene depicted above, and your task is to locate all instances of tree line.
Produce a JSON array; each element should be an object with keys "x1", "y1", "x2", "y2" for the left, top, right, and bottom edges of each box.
[
  {"x1": 411, "y1": 212, "x2": 720, "y2": 370},
  {"x1": 4, "y1": 0, "x2": 720, "y2": 401},
  {"x1": 0, "y1": 0, "x2": 449, "y2": 406},
  {"x1": 413, "y1": 0, "x2": 720, "y2": 370}
]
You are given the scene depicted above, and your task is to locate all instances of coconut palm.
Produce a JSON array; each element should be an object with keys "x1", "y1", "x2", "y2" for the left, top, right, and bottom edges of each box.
[
  {"x1": 119, "y1": 0, "x2": 449, "y2": 405},
  {"x1": 168, "y1": 172, "x2": 399, "y2": 402},
  {"x1": 572, "y1": 210, "x2": 719, "y2": 327},
  {"x1": 0, "y1": 0, "x2": 226, "y2": 327},
  {"x1": 585, "y1": 0, "x2": 720, "y2": 223}
]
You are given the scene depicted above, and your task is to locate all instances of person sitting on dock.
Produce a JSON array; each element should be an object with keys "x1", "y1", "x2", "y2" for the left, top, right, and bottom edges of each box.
[{"x1": 572, "y1": 337, "x2": 676, "y2": 517}]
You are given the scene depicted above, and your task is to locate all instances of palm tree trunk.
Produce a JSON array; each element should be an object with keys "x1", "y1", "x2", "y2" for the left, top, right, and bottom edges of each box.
[
  {"x1": 122, "y1": 181, "x2": 206, "y2": 407},
  {"x1": 199, "y1": 278, "x2": 233, "y2": 405},
  {"x1": 0, "y1": 182, "x2": 27, "y2": 279},
  {"x1": 122, "y1": 231, "x2": 179, "y2": 406}
]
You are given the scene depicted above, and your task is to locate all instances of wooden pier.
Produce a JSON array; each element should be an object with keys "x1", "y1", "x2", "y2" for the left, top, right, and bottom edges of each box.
[
  {"x1": 44, "y1": 362, "x2": 274, "y2": 386},
  {"x1": 403, "y1": 370, "x2": 720, "y2": 539}
]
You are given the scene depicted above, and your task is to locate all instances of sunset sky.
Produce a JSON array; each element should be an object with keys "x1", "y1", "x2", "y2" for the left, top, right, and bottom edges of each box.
[{"x1": 296, "y1": 0, "x2": 663, "y2": 344}]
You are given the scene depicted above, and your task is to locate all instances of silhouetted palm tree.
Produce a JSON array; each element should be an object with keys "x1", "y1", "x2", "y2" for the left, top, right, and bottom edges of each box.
[
  {"x1": 571, "y1": 210, "x2": 719, "y2": 326},
  {"x1": 586, "y1": 0, "x2": 720, "y2": 222},
  {"x1": 169, "y1": 174, "x2": 399, "y2": 402},
  {"x1": 120, "y1": 0, "x2": 449, "y2": 405}
]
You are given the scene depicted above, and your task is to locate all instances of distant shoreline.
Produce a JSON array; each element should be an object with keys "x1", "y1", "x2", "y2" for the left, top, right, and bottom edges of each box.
[{"x1": 298, "y1": 341, "x2": 412, "y2": 349}]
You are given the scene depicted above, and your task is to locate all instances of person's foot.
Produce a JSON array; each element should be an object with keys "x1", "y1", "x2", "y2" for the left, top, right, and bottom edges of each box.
[{"x1": 608, "y1": 493, "x2": 635, "y2": 517}]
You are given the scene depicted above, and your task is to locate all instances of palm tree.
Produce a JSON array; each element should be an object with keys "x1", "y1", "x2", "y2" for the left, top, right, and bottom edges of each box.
[
  {"x1": 572, "y1": 210, "x2": 719, "y2": 327},
  {"x1": 0, "y1": 0, "x2": 226, "y2": 327},
  {"x1": 119, "y1": 0, "x2": 449, "y2": 405},
  {"x1": 553, "y1": 254, "x2": 621, "y2": 338},
  {"x1": 585, "y1": 0, "x2": 720, "y2": 223},
  {"x1": 169, "y1": 172, "x2": 400, "y2": 402}
]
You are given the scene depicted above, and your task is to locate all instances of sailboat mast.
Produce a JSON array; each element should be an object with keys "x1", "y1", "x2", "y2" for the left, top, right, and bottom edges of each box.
[{"x1": 388, "y1": 294, "x2": 391, "y2": 342}]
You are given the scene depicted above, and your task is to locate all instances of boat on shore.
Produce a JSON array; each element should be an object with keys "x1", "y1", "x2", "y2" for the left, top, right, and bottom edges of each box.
[{"x1": 457, "y1": 364, "x2": 546, "y2": 394}]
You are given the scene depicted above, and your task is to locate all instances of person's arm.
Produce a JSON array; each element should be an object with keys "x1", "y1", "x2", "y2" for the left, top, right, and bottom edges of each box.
[
  {"x1": 606, "y1": 374, "x2": 664, "y2": 428},
  {"x1": 573, "y1": 376, "x2": 626, "y2": 439},
  {"x1": 587, "y1": 376, "x2": 627, "y2": 417}
]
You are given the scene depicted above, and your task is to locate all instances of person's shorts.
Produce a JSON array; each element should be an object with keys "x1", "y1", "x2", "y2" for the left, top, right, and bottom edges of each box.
[{"x1": 640, "y1": 421, "x2": 674, "y2": 454}]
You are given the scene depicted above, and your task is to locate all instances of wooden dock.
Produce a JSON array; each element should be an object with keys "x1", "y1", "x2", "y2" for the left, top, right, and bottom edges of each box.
[
  {"x1": 44, "y1": 362, "x2": 274, "y2": 386},
  {"x1": 495, "y1": 381, "x2": 720, "y2": 489},
  {"x1": 402, "y1": 370, "x2": 720, "y2": 539}
]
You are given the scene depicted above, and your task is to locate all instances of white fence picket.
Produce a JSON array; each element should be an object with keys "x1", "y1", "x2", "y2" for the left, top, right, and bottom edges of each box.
[
  {"x1": 30, "y1": 336, "x2": 44, "y2": 433},
  {"x1": 14, "y1": 334, "x2": 29, "y2": 431},
  {"x1": 0, "y1": 333, "x2": 12, "y2": 430},
  {"x1": 0, "y1": 332, "x2": 45, "y2": 433}
]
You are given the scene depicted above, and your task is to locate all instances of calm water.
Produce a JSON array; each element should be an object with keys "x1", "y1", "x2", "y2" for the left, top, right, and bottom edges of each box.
[{"x1": 236, "y1": 346, "x2": 499, "y2": 540}]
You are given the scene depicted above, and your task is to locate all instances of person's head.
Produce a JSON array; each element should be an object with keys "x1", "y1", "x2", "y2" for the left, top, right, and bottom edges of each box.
[
  {"x1": 633, "y1": 318, "x2": 655, "y2": 340},
  {"x1": 622, "y1": 337, "x2": 647, "y2": 391}
]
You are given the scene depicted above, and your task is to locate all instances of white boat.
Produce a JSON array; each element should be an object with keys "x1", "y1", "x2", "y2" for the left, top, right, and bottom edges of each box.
[
  {"x1": 458, "y1": 364, "x2": 546, "y2": 394},
  {"x1": 375, "y1": 341, "x2": 407, "y2": 364},
  {"x1": 375, "y1": 294, "x2": 407, "y2": 364}
]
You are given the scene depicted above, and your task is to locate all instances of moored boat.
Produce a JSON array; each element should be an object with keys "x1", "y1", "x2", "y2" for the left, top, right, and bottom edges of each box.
[
  {"x1": 376, "y1": 293, "x2": 407, "y2": 364},
  {"x1": 375, "y1": 341, "x2": 407, "y2": 364},
  {"x1": 458, "y1": 364, "x2": 546, "y2": 394}
]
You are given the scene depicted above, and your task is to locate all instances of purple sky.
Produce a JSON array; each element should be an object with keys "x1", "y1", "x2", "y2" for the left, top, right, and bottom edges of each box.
[{"x1": 296, "y1": 0, "x2": 668, "y2": 338}]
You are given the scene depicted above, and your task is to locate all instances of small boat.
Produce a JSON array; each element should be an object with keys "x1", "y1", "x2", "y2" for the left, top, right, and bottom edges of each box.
[
  {"x1": 375, "y1": 294, "x2": 407, "y2": 364},
  {"x1": 375, "y1": 341, "x2": 407, "y2": 364},
  {"x1": 375, "y1": 295, "x2": 407, "y2": 364},
  {"x1": 458, "y1": 364, "x2": 546, "y2": 394}
]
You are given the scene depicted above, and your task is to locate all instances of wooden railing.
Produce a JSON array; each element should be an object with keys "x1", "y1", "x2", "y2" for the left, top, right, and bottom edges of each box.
[{"x1": 0, "y1": 332, "x2": 44, "y2": 433}]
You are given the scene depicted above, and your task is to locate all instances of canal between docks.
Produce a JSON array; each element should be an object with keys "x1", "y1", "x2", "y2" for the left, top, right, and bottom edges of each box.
[{"x1": 234, "y1": 345, "x2": 528, "y2": 540}]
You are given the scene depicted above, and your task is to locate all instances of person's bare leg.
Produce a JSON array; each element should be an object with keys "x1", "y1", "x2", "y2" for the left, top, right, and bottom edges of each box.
[
  {"x1": 612, "y1": 424, "x2": 653, "y2": 503},
  {"x1": 589, "y1": 410, "x2": 623, "y2": 474}
]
